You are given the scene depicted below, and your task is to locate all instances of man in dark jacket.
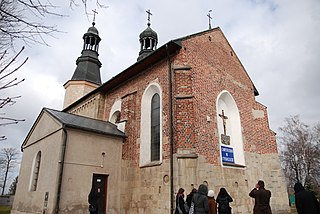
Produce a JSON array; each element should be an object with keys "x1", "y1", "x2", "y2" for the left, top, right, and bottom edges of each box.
[
  {"x1": 249, "y1": 180, "x2": 272, "y2": 214},
  {"x1": 193, "y1": 184, "x2": 209, "y2": 214},
  {"x1": 294, "y1": 182, "x2": 320, "y2": 214}
]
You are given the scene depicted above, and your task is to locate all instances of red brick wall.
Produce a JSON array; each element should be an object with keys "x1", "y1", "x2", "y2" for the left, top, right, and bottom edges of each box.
[{"x1": 102, "y1": 28, "x2": 277, "y2": 166}]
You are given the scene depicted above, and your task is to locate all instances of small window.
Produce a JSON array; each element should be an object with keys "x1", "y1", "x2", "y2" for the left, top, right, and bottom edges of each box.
[{"x1": 30, "y1": 151, "x2": 41, "y2": 191}]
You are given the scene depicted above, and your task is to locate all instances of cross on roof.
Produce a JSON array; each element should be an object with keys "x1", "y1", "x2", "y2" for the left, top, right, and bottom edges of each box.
[
  {"x1": 207, "y1": 10, "x2": 212, "y2": 29},
  {"x1": 92, "y1": 9, "x2": 98, "y2": 25},
  {"x1": 146, "y1": 9, "x2": 152, "y2": 26}
]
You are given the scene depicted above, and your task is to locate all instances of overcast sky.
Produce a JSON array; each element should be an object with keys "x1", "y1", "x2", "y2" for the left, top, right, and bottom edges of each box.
[{"x1": 1, "y1": 0, "x2": 320, "y2": 153}]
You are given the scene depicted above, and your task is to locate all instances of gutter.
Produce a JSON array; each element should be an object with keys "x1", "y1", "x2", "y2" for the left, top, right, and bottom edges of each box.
[
  {"x1": 165, "y1": 44, "x2": 174, "y2": 214},
  {"x1": 54, "y1": 126, "x2": 68, "y2": 214}
]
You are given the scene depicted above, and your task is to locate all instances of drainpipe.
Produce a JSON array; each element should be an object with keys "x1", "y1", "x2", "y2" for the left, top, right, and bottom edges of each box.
[
  {"x1": 165, "y1": 44, "x2": 174, "y2": 214},
  {"x1": 54, "y1": 126, "x2": 68, "y2": 214}
]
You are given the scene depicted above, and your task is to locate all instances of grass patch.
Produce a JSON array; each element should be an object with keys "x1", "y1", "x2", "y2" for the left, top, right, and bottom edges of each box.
[{"x1": 0, "y1": 206, "x2": 11, "y2": 214}]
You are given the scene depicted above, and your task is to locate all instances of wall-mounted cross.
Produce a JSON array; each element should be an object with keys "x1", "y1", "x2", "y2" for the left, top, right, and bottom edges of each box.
[{"x1": 219, "y1": 110, "x2": 228, "y2": 135}]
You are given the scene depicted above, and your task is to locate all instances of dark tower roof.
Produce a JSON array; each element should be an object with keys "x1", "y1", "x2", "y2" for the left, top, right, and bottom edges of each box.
[
  {"x1": 71, "y1": 22, "x2": 102, "y2": 85},
  {"x1": 137, "y1": 10, "x2": 158, "y2": 61}
]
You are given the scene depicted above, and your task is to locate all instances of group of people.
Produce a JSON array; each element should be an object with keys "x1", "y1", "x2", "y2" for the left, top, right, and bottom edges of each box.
[
  {"x1": 176, "y1": 180, "x2": 320, "y2": 214},
  {"x1": 175, "y1": 184, "x2": 233, "y2": 214}
]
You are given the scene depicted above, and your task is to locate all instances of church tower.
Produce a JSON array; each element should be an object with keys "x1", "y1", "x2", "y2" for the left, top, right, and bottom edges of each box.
[
  {"x1": 63, "y1": 22, "x2": 102, "y2": 108},
  {"x1": 137, "y1": 10, "x2": 158, "y2": 61}
]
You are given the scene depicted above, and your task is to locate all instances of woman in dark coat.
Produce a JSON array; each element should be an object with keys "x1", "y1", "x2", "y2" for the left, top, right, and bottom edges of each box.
[
  {"x1": 193, "y1": 184, "x2": 209, "y2": 214},
  {"x1": 216, "y1": 188, "x2": 233, "y2": 214},
  {"x1": 294, "y1": 182, "x2": 320, "y2": 214},
  {"x1": 175, "y1": 188, "x2": 187, "y2": 214},
  {"x1": 249, "y1": 180, "x2": 272, "y2": 214}
]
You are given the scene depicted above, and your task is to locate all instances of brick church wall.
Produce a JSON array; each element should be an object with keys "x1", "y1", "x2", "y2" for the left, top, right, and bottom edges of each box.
[{"x1": 97, "y1": 28, "x2": 288, "y2": 213}]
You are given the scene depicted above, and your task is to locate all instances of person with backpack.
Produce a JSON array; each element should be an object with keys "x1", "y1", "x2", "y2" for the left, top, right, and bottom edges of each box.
[
  {"x1": 249, "y1": 180, "x2": 272, "y2": 214},
  {"x1": 216, "y1": 188, "x2": 233, "y2": 214}
]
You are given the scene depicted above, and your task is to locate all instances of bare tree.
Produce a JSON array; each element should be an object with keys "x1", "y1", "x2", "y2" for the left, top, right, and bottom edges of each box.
[
  {"x1": 0, "y1": 46, "x2": 27, "y2": 141},
  {"x1": 278, "y1": 115, "x2": 320, "y2": 192},
  {"x1": 0, "y1": 0, "x2": 61, "y2": 51},
  {"x1": 0, "y1": 0, "x2": 108, "y2": 51},
  {"x1": 0, "y1": 147, "x2": 19, "y2": 195},
  {"x1": 8, "y1": 176, "x2": 18, "y2": 195}
]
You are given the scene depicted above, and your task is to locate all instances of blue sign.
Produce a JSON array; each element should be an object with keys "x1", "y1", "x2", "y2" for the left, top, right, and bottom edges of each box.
[{"x1": 221, "y1": 146, "x2": 234, "y2": 163}]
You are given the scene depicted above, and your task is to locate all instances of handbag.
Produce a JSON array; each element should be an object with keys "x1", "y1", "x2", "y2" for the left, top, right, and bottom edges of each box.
[
  {"x1": 188, "y1": 202, "x2": 194, "y2": 214},
  {"x1": 89, "y1": 204, "x2": 97, "y2": 212}
]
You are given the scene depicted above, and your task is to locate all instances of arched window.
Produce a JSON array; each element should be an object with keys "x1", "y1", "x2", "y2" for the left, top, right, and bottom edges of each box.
[
  {"x1": 151, "y1": 94, "x2": 160, "y2": 161},
  {"x1": 109, "y1": 100, "x2": 125, "y2": 132},
  {"x1": 140, "y1": 83, "x2": 162, "y2": 166},
  {"x1": 216, "y1": 90, "x2": 245, "y2": 166},
  {"x1": 29, "y1": 151, "x2": 41, "y2": 191}
]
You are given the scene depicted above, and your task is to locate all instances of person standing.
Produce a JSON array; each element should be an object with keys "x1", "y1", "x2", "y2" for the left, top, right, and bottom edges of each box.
[
  {"x1": 208, "y1": 190, "x2": 217, "y2": 214},
  {"x1": 249, "y1": 180, "x2": 272, "y2": 214},
  {"x1": 193, "y1": 184, "x2": 209, "y2": 214},
  {"x1": 175, "y1": 188, "x2": 188, "y2": 214},
  {"x1": 187, "y1": 188, "x2": 197, "y2": 208},
  {"x1": 216, "y1": 188, "x2": 233, "y2": 214},
  {"x1": 88, "y1": 185, "x2": 100, "y2": 214},
  {"x1": 294, "y1": 182, "x2": 320, "y2": 214}
]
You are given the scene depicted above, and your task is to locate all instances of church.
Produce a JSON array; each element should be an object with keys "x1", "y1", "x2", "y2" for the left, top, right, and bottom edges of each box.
[{"x1": 12, "y1": 11, "x2": 289, "y2": 214}]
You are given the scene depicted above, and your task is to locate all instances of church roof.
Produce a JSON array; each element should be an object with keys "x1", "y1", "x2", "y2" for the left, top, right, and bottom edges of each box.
[
  {"x1": 45, "y1": 108, "x2": 126, "y2": 138},
  {"x1": 64, "y1": 27, "x2": 259, "y2": 112}
]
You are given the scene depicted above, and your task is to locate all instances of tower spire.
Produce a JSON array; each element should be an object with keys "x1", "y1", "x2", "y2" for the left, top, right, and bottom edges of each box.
[
  {"x1": 137, "y1": 9, "x2": 158, "y2": 61},
  {"x1": 63, "y1": 23, "x2": 102, "y2": 108}
]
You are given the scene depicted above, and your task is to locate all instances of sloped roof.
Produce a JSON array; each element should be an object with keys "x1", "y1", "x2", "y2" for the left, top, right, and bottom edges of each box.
[
  {"x1": 64, "y1": 27, "x2": 259, "y2": 111},
  {"x1": 45, "y1": 108, "x2": 126, "y2": 138}
]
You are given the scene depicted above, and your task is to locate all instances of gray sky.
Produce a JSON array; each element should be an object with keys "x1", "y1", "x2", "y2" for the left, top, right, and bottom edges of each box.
[{"x1": 1, "y1": 0, "x2": 320, "y2": 152}]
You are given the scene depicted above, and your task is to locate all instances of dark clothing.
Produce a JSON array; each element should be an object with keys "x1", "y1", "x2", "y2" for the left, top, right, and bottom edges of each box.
[
  {"x1": 187, "y1": 192, "x2": 195, "y2": 208},
  {"x1": 193, "y1": 184, "x2": 209, "y2": 214},
  {"x1": 208, "y1": 197, "x2": 217, "y2": 214},
  {"x1": 175, "y1": 194, "x2": 187, "y2": 214},
  {"x1": 216, "y1": 195, "x2": 233, "y2": 214},
  {"x1": 249, "y1": 187, "x2": 272, "y2": 214},
  {"x1": 294, "y1": 183, "x2": 320, "y2": 214},
  {"x1": 88, "y1": 189, "x2": 100, "y2": 214}
]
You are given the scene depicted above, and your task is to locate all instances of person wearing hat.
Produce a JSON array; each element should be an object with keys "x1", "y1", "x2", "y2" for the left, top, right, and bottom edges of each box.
[{"x1": 208, "y1": 190, "x2": 217, "y2": 214}]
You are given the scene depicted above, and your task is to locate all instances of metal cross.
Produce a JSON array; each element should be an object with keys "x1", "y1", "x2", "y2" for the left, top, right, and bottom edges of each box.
[
  {"x1": 219, "y1": 110, "x2": 228, "y2": 135},
  {"x1": 207, "y1": 10, "x2": 212, "y2": 29},
  {"x1": 146, "y1": 9, "x2": 152, "y2": 26},
  {"x1": 92, "y1": 9, "x2": 98, "y2": 24}
]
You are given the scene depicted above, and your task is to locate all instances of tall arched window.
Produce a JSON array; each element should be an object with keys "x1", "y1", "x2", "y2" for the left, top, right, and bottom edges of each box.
[
  {"x1": 216, "y1": 90, "x2": 245, "y2": 166},
  {"x1": 140, "y1": 83, "x2": 162, "y2": 167},
  {"x1": 151, "y1": 94, "x2": 160, "y2": 161},
  {"x1": 29, "y1": 151, "x2": 41, "y2": 191}
]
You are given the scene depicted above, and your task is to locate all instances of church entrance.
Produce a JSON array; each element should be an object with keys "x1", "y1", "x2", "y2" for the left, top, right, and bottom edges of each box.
[{"x1": 90, "y1": 173, "x2": 108, "y2": 214}]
